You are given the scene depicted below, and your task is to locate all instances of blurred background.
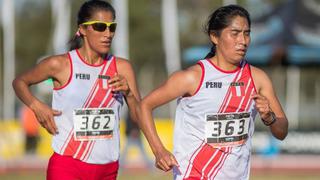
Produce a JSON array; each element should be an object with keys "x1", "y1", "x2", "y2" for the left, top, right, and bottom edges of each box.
[{"x1": 0, "y1": 0, "x2": 320, "y2": 179}]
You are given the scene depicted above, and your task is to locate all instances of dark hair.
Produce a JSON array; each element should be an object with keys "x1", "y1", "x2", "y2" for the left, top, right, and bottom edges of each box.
[
  {"x1": 69, "y1": 0, "x2": 116, "y2": 50},
  {"x1": 204, "y1": 4, "x2": 251, "y2": 59}
]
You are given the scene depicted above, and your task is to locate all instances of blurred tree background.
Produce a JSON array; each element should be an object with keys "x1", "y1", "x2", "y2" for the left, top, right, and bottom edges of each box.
[
  {"x1": 11, "y1": 0, "x2": 238, "y2": 86},
  {"x1": 3, "y1": 0, "x2": 273, "y2": 77},
  {"x1": 10, "y1": 0, "x2": 286, "y2": 87},
  {"x1": 15, "y1": 1, "x2": 51, "y2": 74},
  {"x1": 2, "y1": 0, "x2": 320, "y2": 126},
  {"x1": 8, "y1": 0, "x2": 244, "y2": 117}
]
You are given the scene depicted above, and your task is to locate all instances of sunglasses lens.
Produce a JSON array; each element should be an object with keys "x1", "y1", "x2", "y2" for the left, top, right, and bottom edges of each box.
[
  {"x1": 109, "y1": 23, "x2": 117, "y2": 32},
  {"x1": 91, "y1": 23, "x2": 107, "y2": 32},
  {"x1": 88, "y1": 22, "x2": 117, "y2": 32}
]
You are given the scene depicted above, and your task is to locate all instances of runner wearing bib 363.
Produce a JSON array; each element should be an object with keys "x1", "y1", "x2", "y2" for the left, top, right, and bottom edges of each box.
[{"x1": 137, "y1": 5, "x2": 288, "y2": 180}]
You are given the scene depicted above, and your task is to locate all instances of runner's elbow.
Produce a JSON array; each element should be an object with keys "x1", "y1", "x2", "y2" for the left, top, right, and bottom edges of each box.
[
  {"x1": 273, "y1": 131, "x2": 288, "y2": 141},
  {"x1": 12, "y1": 77, "x2": 24, "y2": 90}
]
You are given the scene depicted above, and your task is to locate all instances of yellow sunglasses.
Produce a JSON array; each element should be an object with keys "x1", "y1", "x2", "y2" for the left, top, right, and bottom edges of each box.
[{"x1": 82, "y1": 21, "x2": 117, "y2": 32}]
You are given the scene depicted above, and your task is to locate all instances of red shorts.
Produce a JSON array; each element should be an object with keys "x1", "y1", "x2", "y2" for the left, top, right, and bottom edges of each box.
[{"x1": 47, "y1": 152, "x2": 119, "y2": 180}]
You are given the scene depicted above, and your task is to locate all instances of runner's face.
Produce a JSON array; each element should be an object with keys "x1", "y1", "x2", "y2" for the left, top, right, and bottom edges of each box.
[
  {"x1": 211, "y1": 16, "x2": 250, "y2": 64},
  {"x1": 81, "y1": 10, "x2": 115, "y2": 54}
]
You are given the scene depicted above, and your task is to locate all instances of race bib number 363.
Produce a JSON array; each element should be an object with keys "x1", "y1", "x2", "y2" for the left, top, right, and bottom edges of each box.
[
  {"x1": 73, "y1": 108, "x2": 115, "y2": 141},
  {"x1": 205, "y1": 112, "x2": 250, "y2": 147}
]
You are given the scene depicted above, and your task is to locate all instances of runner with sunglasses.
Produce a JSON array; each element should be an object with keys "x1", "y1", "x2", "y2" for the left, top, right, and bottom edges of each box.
[
  {"x1": 137, "y1": 5, "x2": 288, "y2": 180},
  {"x1": 12, "y1": 1, "x2": 140, "y2": 179}
]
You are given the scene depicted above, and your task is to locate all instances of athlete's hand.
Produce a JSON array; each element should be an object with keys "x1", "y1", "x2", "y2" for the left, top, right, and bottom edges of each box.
[
  {"x1": 154, "y1": 148, "x2": 179, "y2": 172},
  {"x1": 251, "y1": 94, "x2": 272, "y2": 120},
  {"x1": 108, "y1": 73, "x2": 132, "y2": 96},
  {"x1": 30, "y1": 100, "x2": 61, "y2": 135}
]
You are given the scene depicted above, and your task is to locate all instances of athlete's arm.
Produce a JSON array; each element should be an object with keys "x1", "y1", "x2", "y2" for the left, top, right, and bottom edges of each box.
[
  {"x1": 251, "y1": 66, "x2": 288, "y2": 140},
  {"x1": 12, "y1": 55, "x2": 69, "y2": 134},
  {"x1": 137, "y1": 64, "x2": 202, "y2": 171},
  {"x1": 112, "y1": 58, "x2": 141, "y2": 123}
]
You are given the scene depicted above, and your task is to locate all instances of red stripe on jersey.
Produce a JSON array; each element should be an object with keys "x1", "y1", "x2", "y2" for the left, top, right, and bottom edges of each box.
[
  {"x1": 82, "y1": 141, "x2": 95, "y2": 161},
  {"x1": 209, "y1": 64, "x2": 255, "y2": 178},
  {"x1": 60, "y1": 128, "x2": 73, "y2": 153},
  {"x1": 207, "y1": 147, "x2": 230, "y2": 178},
  {"x1": 183, "y1": 142, "x2": 205, "y2": 179},
  {"x1": 184, "y1": 67, "x2": 243, "y2": 179},
  {"x1": 62, "y1": 135, "x2": 80, "y2": 156},
  {"x1": 62, "y1": 75, "x2": 103, "y2": 155},
  {"x1": 210, "y1": 147, "x2": 232, "y2": 179},
  {"x1": 225, "y1": 70, "x2": 251, "y2": 112},
  {"x1": 245, "y1": 97, "x2": 254, "y2": 112},
  {"x1": 218, "y1": 67, "x2": 243, "y2": 113},
  {"x1": 100, "y1": 59, "x2": 117, "y2": 108},
  {"x1": 83, "y1": 62, "x2": 107, "y2": 108},
  {"x1": 191, "y1": 61, "x2": 205, "y2": 96},
  {"x1": 76, "y1": 58, "x2": 117, "y2": 160},
  {"x1": 79, "y1": 141, "x2": 93, "y2": 160},
  {"x1": 200, "y1": 147, "x2": 225, "y2": 179},
  {"x1": 84, "y1": 57, "x2": 116, "y2": 109},
  {"x1": 239, "y1": 81, "x2": 253, "y2": 112},
  {"x1": 82, "y1": 99, "x2": 116, "y2": 161},
  {"x1": 186, "y1": 144, "x2": 219, "y2": 179},
  {"x1": 74, "y1": 141, "x2": 89, "y2": 159}
]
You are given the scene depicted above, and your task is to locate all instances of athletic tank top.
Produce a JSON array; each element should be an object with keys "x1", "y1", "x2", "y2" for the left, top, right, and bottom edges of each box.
[
  {"x1": 173, "y1": 59, "x2": 257, "y2": 180},
  {"x1": 51, "y1": 49, "x2": 123, "y2": 164}
]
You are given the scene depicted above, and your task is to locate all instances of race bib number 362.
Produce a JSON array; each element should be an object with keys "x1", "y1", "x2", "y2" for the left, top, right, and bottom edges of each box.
[
  {"x1": 73, "y1": 108, "x2": 115, "y2": 141},
  {"x1": 205, "y1": 112, "x2": 250, "y2": 147}
]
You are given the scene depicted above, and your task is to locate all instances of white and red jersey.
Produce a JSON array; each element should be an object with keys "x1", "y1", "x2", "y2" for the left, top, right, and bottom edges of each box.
[
  {"x1": 173, "y1": 59, "x2": 257, "y2": 180},
  {"x1": 51, "y1": 49, "x2": 123, "y2": 164}
]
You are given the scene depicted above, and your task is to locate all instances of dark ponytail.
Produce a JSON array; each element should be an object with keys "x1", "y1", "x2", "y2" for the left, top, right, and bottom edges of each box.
[
  {"x1": 204, "y1": 46, "x2": 216, "y2": 59},
  {"x1": 69, "y1": 0, "x2": 116, "y2": 51},
  {"x1": 69, "y1": 34, "x2": 83, "y2": 51},
  {"x1": 204, "y1": 4, "x2": 251, "y2": 59}
]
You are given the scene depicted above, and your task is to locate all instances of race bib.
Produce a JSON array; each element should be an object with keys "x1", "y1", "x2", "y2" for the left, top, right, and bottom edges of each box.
[
  {"x1": 205, "y1": 112, "x2": 250, "y2": 147},
  {"x1": 73, "y1": 108, "x2": 115, "y2": 141}
]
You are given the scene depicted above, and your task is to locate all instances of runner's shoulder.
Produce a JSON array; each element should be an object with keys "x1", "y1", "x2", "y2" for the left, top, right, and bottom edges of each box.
[
  {"x1": 114, "y1": 56, "x2": 134, "y2": 74},
  {"x1": 114, "y1": 56, "x2": 131, "y2": 67},
  {"x1": 249, "y1": 65, "x2": 272, "y2": 91},
  {"x1": 184, "y1": 63, "x2": 203, "y2": 80},
  {"x1": 168, "y1": 64, "x2": 202, "y2": 87},
  {"x1": 40, "y1": 53, "x2": 70, "y2": 72},
  {"x1": 250, "y1": 65, "x2": 269, "y2": 80}
]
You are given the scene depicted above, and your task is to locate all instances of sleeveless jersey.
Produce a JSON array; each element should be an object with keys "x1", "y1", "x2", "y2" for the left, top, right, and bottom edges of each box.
[
  {"x1": 173, "y1": 59, "x2": 257, "y2": 180},
  {"x1": 51, "y1": 49, "x2": 123, "y2": 164}
]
